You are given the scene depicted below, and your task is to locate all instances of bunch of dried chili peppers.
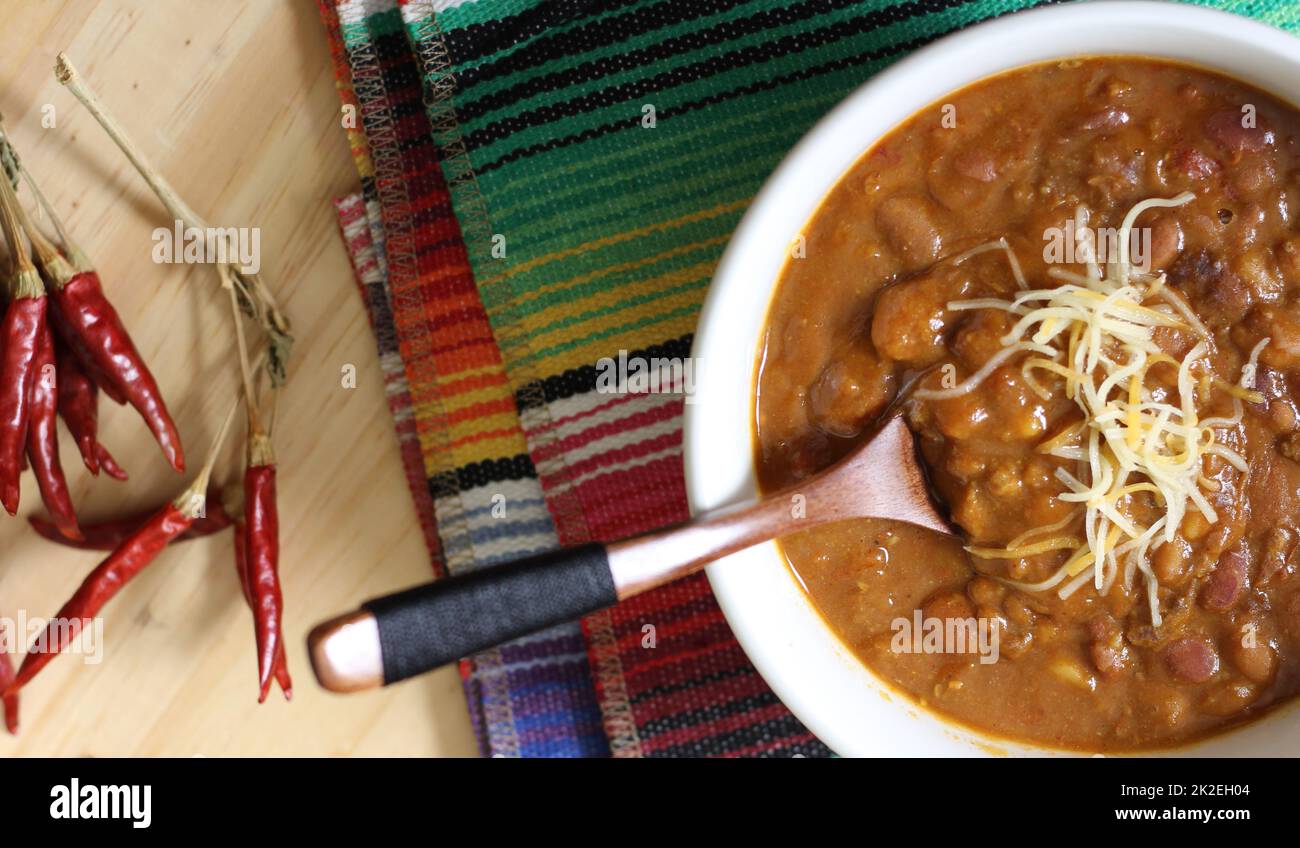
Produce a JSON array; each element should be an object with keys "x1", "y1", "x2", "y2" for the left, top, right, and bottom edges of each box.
[{"x1": 0, "y1": 54, "x2": 295, "y2": 732}]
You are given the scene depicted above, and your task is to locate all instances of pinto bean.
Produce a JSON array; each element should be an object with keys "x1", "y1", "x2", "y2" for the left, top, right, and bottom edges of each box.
[
  {"x1": 1153, "y1": 536, "x2": 1194, "y2": 587},
  {"x1": 1245, "y1": 303, "x2": 1300, "y2": 370},
  {"x1": 1205, "y1": 109, "x2": 1274, "y2": 154},
  {"x1": 922, "y1": 589, "x2": 975, "y2": 623},
  {"x1": 954, "y1": 150, "x2": 998, "y2": 182},
  {"x1": 1145, "y1": 215, "x2": 1183, "y2": 271},
  {"x1": 876, "y1": 194, "x2": 945, "y2": 270},
  {"x1": 1230, "y1": 156, "x2": 1279, "y2": 200},
  {"x1": 1200, "y1": 680, "x2": 1260, "y2": 716},
  {"x1": 1229, "y1": 624, "x2": 1277, "y2": 685},
  {"x1": 1162, "y1": 637, "x2": 1220, "y2": 683},
  {"x1": 951, "y1": 310, "x2": 1015, "y2": 371},
  {"x1": 1233, "y1": 247, "x2": 1286, "y2": 303},
  {"x1": 1138, "y1": 684, "x2": 1189, "y2": 728},
  {"x1": 1201, "y1": 543, "x2": 1249, "y2": 611},
  {"x1": 1080, "y1": 107, "x2": 1130, "y2": 131}
]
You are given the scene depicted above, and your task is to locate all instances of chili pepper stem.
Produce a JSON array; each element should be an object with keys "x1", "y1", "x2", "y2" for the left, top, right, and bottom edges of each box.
[
  {"x1": 175, "y1": 397, "x2": 240, "y2": 516},
  {"x1": 54, "y1": 54, "x2": 291, "y2": 342},
  {"x1": 0, "y1": 168, "x2": 41, "y2": 285},
  {"x1": 221, "y1": 266, "x2": 262, "y2": 436}
]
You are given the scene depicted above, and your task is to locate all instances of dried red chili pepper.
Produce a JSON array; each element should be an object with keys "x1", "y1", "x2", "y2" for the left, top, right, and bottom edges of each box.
[
  {"x1": 55, "y1": 340, "x2": 99, "y2": 474},
  {"x1": 227, "y1": 486, "x2": 290, "y2": 699},
  {"x1": 31, "y1": 250, "x2": 183, "y2": 473},
  {"x1": 28, "y1": 486, "x2": 229, "y2": 550},
  {"x1": 12, "y1": 180, "x2": 182, "y2": 474},
  {"x1": 95, "y1": 444, "x2": 128, "y2": 481},
  {"x1": 53, "y1": 338, "x2": 127, "y2": 478},
  {"x1": 26, "y1": 322, "x2": 81, "y2": 539},
  {"x1": 244, "y1": 444, "x2": 284, "y2": 703},
  {"x1": 5, "y1": 402, "x2": 237, "y2": 694},
  {"x1": 50, "y1": 306, "x2": 127, "y2": 407},
  {"x1": 9, "y1": 500, "x2": 194, "y2": 690},
  {"x1": 0, "y1": 175, "x2": 47, "y2": 515},
  {"x1": 0, "y1": 648, "x2": 18, "y2": 734}
]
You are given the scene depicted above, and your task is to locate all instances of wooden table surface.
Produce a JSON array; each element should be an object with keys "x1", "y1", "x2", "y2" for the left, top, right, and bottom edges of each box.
[{"x1": 0, "y1": 0, "x2": 478, "y2": 756}]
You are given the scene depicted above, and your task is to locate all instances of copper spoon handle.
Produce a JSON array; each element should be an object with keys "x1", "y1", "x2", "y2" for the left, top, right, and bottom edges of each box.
[{"x1": 308, "y1": 416, "x2": 951, "y2": 693}]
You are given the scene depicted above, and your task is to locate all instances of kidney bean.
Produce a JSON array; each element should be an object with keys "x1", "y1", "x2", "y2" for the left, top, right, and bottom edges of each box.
[
  {"x1": 1163, "y1": 637, "x2": 1220, "y2": 683},
  {"x1": 1205, "y1": 110, "x2": 1274, "y2": 155},
  {"x1": 1170, "y1": 147, "x2": 1220, "y2": 180},
  {"x1": 1201, "y1": 543, "x2": 1249, "y2": 611}
]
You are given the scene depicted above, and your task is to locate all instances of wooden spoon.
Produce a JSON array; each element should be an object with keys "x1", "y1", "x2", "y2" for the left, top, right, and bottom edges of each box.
[{"x1": 307, "y1": 413, "x2": 955, "y2": 692}]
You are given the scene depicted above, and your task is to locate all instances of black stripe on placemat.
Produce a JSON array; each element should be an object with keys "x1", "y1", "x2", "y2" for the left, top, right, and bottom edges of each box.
[
  {"x1": 429, "y1": 453, "x2": 540, "y2": 500},
  {"x1": 468, "y1": 0, "x2": 1065, "y2": 172},
  {"x1": 513, "y1": 334, "x2": 695, "y2": 409},
  {"x1": 460, "y1": 0, "x2": 974, "y2": 153},
  {"x1": 456, "y1": 0, "x2": 910, "y2": 122},
  {"x1": 442, "y1": 0, "x2": 640, "y2": 67},
  {"x1": 454, "y1": 0, "x2": 760, "y2": 93}
]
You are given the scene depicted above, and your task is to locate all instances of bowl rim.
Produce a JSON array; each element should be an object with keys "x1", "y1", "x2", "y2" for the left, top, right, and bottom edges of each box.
[{"x1": 684, "y1": 0, "x2": 1300, "y2": 756}]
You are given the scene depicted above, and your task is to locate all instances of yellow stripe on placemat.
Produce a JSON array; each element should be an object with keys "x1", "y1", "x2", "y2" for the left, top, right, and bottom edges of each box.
[
  {"x1": 511, "y1": 234, "x2": 732, "y2": 309},
  {"x1": 484, "y1": 199, "x2": 749, "y2": 288}
]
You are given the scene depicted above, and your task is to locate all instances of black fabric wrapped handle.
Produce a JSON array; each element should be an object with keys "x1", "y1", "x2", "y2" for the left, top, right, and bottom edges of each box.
[{"x1": 362, "y1": 543, "x2": 617, "y2": 685}]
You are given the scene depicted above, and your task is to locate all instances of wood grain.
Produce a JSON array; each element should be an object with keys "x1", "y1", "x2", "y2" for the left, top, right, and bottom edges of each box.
[{"x1": 0, "y1": 0, "x2": 478, "y2": 756}]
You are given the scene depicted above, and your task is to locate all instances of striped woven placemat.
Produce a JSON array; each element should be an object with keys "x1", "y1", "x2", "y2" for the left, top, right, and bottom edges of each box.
[{"x1": 322, "y1": 0, "x2": 1299, "y2": 757}]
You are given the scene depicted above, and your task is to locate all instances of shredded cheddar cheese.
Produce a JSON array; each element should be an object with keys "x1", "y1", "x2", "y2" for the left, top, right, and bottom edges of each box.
[{"x1": 923, "y1": 192, "x2": 1268, "y2": 627}]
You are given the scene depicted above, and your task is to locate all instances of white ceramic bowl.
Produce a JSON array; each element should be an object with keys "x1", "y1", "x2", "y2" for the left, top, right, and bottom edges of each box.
[{"x1": 686, "y1": 0, "x2": 1300, "y2": 756}]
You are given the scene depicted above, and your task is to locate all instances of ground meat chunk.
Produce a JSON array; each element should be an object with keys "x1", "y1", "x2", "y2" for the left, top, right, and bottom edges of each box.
[
  {"x1": 1087, "y1": 616, "x2": 1131, "y2": 677},
  {"x1": 870, "y1": 268, "x2": 969, "y2": 366},
  {"x1": 1170, "y1": 249, "x2": 1251, "y2": 327},
  {"x1": 808, "y1": 346, "x2": 897, "y2": 438}
]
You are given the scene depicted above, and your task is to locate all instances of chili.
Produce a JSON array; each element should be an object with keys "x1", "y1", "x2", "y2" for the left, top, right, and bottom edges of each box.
[
  {"x1": 47, "y1": 264, "x2": 183, "y2": 473},
  {"x1": 95, "y1": 443, "x2": 128, "y2": 481},
  {"x1": 28, "y1": 486, "x2": 230, "y2": 550},
  {"x1": 9, "y1": 501, "x2": 194, "y2": 690},
  {"x1": 5, "y1": 400, "x2": 238, "y2": 694},
  {"x1": 26, "y1": 322, "x2": 80, "y2": 539},
  {"x1": 232, "y1": 511, "x2": 291, "y2": 699},
  {"x1": 13, "y1": 194, "x2": 181, "y2": 473},
  {"x1": 0, "y1": 175, "x2": 47, "y2": 516},
  {"x1": 0, "y1": 649, "x2": 17, "y2": 734},
  {"x1": 54, "y1": 338, "x2": 126, "y2": 479},
  {"x1": 244, "y1": 454, "x2": 283, "y2": 702}
]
